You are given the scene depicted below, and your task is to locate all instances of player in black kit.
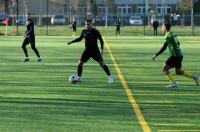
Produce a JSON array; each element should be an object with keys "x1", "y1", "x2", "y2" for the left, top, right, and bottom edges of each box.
[
  {"x1": 22, "y1": 13, "x2": 41, "y2": 62},
  {"x1": 68, "y1": 19, "x2": 114, "y2": 84},
  {"x1": 115, "y1": 19, "x2": 121, "y2": 35},
  {"x1": 72, "y1": 19, "x2": 77, "y2": 36}
]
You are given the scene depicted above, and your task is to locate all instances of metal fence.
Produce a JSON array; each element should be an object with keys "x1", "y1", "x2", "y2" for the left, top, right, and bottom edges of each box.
[{"x1": 0, "y1": 0, "x2": 199, "y2": 36}]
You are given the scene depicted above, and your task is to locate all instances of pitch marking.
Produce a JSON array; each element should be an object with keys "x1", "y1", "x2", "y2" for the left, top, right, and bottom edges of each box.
[{"x1": 103, "y1": 37, "x2": 151, "y2": 132}]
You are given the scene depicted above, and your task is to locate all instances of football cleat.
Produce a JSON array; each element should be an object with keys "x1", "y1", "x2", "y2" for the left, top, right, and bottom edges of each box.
[
  {"x1": 165, "y1": 82, "x2": 177, "y2": 88},
  {"x1": 108, "y1": 76, "x2": 114, "y2": 84},
  {"x1": 37, "y1": 57, "x2": 42, "y2": 62},
  {"x1": 77, "y1": 76, "x2": 82, "y2": 82},
  {"x1": 23, "y1": 57, "x2": 30, "y2": 62}
]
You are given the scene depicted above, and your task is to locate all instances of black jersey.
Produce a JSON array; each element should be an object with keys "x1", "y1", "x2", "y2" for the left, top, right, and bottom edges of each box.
[
  {"x1": 72, "y1": 21, "x2": 77, "y2": 27},
  {"x1": 115, "y1": 21, "x2": 121, "y2": 28},
  {"x1": 25, "y1": 18, "x2": 35, "y2": 36},
  {"x1": 71, "y1": 27, "x2": 104, "y2": 51}
]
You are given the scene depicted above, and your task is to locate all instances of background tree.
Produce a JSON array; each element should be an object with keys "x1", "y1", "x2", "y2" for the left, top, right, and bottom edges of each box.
[
  {"x1": 194, "y1": 0, "x2": 200, "y2": 13},
  {"x1": 103, "y1": 0, "x2": 115, "y2": 28},
  {"x1": 70, "y1": 0, "x2": 78, "y2": 22},
  {"x1": 178, "y1": 0, "x2": 197, "y2": 27},
  {"x1": 91, "y1": 0, "x2": 98, "y2": 18}
]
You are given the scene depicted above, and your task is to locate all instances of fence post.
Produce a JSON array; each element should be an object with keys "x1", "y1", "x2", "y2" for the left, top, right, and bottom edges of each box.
[
  {"x1": 191, "y1": 0, "x2": 194, "y2": 36},
  {"x1": 16, "y1": 0, "x2": 19, "y2": 36},
  {"x1": 46, "y1": 0, "x2": 49, "y2": 36}
]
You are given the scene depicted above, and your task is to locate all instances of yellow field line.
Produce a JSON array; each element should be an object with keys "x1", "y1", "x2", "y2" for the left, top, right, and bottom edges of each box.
[{"x1": 103, "y1": 37, "x2": 151, "y2": 132}]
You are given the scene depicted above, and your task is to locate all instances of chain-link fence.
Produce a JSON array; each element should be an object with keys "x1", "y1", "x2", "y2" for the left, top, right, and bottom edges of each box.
[{"x1": 0, "y1": 0, "x2": 199, "y2": 36}]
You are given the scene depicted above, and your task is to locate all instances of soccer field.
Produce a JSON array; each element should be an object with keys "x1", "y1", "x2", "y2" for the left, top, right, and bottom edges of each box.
[{"x1": 0, "y1": 36, "x2": 200, "y2": 132}]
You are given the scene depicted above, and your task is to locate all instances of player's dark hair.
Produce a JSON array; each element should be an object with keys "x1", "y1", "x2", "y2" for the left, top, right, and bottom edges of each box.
[
  {"x1": 85, "y1": 19, "x2": 92, "y2": 23},
  {"x1": 164, "y1": 22, "x2": 171, "y2": 31},
  {"x1": 27, "y1": 12, "x2": 31, "y2": 16}
]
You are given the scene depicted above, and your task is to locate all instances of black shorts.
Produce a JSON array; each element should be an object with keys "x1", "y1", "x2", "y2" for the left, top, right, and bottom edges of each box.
[
  {"x1": 23, "y1": 36, "x2": 35, "y2": 46},
  {"x1": 73, "y1": 27, "x2": 76, "y2": 32},
  {"x1": 165, "y1": 56, "x2": 183, "y2": 68},
  {"x1": 80, "y1": 50, "x2": 103, "y2": 62}
]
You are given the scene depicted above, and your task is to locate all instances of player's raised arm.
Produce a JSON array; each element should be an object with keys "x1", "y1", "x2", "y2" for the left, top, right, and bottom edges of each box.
[{"x1": 68, "y1": 31, "x2": 84, "y2": 45}]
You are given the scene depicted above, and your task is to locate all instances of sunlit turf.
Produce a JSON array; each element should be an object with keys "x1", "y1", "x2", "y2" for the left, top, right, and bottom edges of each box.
[
  {"x1": 1, "y1": 25, "x2": 200, "y2": 36},
  {"x1": 0, "y1": 36, "x2": 200, "y2": 132}
]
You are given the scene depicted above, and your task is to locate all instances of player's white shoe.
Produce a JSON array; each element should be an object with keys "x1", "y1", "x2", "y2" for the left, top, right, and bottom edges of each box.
[
  {"x1": 77, "y1": 76, "x2": 82, "y2": 82},
  {"x1": 193, "y1": 75, "x2": 199, "y2": 86},
  {"x1": 23, "y1": 57, "x2": 30, "y2": 62},
  {"x1": 108, "y1": 76, "x2": 114, "y2": 84},
  {"x1": 165, "y1": 82, "x2": 177, "y2": 88},
  {"x1": 37, "y1": 57, "x2": 42, "y2": 62}
]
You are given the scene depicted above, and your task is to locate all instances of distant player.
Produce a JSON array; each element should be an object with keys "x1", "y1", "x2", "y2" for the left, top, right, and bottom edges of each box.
[
  {"x1": 22, "y1": 13, "x2": 41, "y2": 62},
  {"x1": 115, "y1": 19, "x2": 121, "y2": 35},
  {"x1": 152, "y1": 20, "x2": 159, "y2": 36},
  {"x1": 152, "y1": 22, "x2": 199, "y2": 87},
  {"x1": 72, "y1": 20, "x2": 77, "y2": 36},
  {"x1": 68, "y1": 19, "x2": 114, "y2": 84}
]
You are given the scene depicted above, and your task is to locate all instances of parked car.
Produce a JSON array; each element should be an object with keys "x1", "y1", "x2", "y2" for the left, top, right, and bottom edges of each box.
[
  {"x1": 107, "y1": 16, "x2": 117, "y2": 26},
  {"x1": 119, "y1": 16, "x2": 130, "y2": 26},
  {"x1": 95, "y1": 16, "x2": 117, "y2": 26},
  {"x1": 51, "y1": 15, "x2": 66, "y2": 25},
  {"x1": 129, "y1": 16, "x2": 143, "y2": 26},
  {"x1": 94, "y1": 17, "x2": 105, "y2": 26},
  {"x1": 16, "y1": 16, "x2": 26, "y2": 25},
  {"x1": 0, "y1": 15, "x2": 9, "y2": 25}
]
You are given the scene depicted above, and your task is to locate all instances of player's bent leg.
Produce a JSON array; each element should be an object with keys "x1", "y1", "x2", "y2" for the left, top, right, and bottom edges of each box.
[
  {"x1": 99, "y1": 61, "x2": 110, "y2": 76},
  {"x1": 98, "y1": 61, "x2": 113, "y2": 84},
  {"x1": 163, "y1": 64, "x2": 174, "y2": 82},
  {"x1": 77, "y1": 60, "x2": 84, "y2": 82},
  {"x1": 163, "y1": 64, "x2": 177, "y2": 87},
  {"x1": 30, "y1": 43, "x2": 41, "y2": 62},
  {"x1": 176, "y1": 67, "x2": 192, "y2": 78},
  {"x1": 175, "y1": 67, "x2": 184, "y2": 75},
  {"x1": 30, "y1": 44, "x2": 40, "y2": 57},
  {"x1": 22, "y1": 38, "x2": 30, "y2": 62},
  {"x1": 175, "y1": 68, "x2": 199, "y2": 86}
]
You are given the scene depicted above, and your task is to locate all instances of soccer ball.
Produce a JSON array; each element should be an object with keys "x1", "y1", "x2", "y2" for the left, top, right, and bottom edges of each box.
[{"x1": 69, "y1": 75, "x2": 78, "y2": 83}]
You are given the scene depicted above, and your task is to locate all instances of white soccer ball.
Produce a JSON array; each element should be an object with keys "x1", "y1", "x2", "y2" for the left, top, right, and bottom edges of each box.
[{"x1": 69, "y1": 75, "x2": 78, "y2": 83}]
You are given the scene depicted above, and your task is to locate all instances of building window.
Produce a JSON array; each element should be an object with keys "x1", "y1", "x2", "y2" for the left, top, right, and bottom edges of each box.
[
  {"x1": 137, "y1": 6, "x2": 147, "y2": 14},
  {"x1": 143, "y1": 8, "x2": 146, "y2": 13},
  {"x1": 138, "y1": 8, "x2": 141, "y2": 13},
  {"x1": 128, "y1": 8, "x2": 131, "y2": 13},
  {"x1": 123, "y1": 8, "x2": 126, "y2": 13},
  {"x1": 157, "y1": 8, "x2": 161, "y2": 13},
  {"x1": 167, "y1": 8, "x2": 170, "y2": 13},
  {"x1": 118, "y1": 6, "x2": 132, "y2": 14},
  {"x1": 157, "y1": 5, "x2": 171, "y2": 14},
  {"x1": 98, "y1": 7, "x2": 106, "y2": 14}
]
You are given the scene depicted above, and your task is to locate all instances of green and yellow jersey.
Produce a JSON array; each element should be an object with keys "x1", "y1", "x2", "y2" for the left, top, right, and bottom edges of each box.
[
  {"x1": 155, "y1": 31, "x2": 183, "y2": 57},
  {"x1": 165, "y1": 31, "x2": 182, "y2": 57}
]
